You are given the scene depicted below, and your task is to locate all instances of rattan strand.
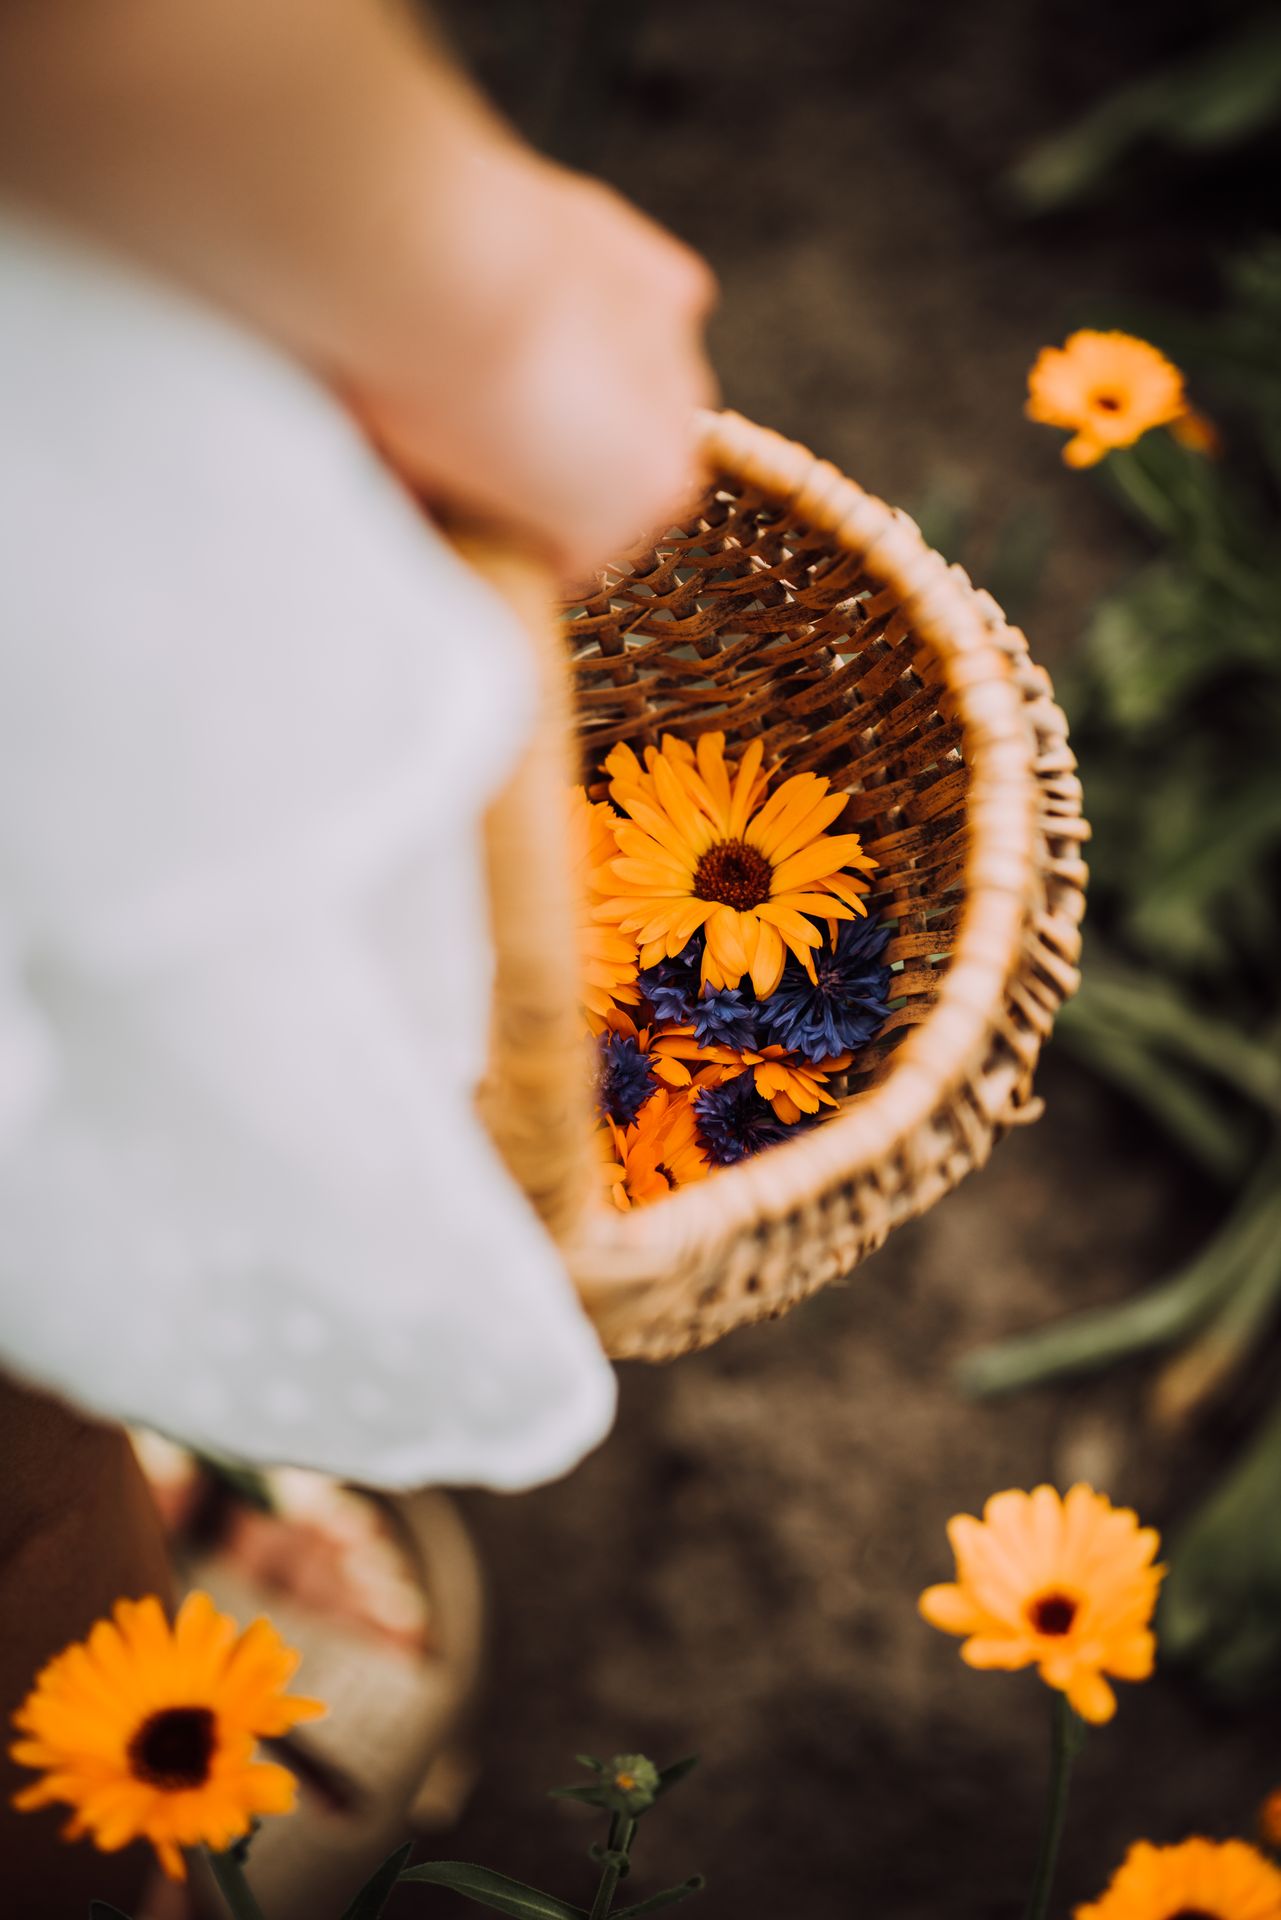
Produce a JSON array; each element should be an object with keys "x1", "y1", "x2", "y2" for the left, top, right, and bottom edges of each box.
[{"x1": 479, "y1": 410, "x2": 1087, "y2": 1361}]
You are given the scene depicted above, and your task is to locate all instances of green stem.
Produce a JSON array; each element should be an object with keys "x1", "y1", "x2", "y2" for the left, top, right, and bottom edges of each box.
[
  {"x1": 1022, "y1": 1695, "x2": 1084, "y2": 1920},
  {"x1": 205, "y1": 1847, "x2": 268, "y2": 1920},
  {"x1": 589, "y1": 1816, "x2": 636, "y2": 1920}
]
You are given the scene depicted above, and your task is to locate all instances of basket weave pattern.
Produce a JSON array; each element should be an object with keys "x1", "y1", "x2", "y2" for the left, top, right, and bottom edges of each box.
[{"x1": 484, "y1": 412, "x2": 1087, "y2": 1361}]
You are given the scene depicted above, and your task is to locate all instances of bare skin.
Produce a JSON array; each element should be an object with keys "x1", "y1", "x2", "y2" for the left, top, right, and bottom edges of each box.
[{"x1": 0, "y1": 0, "x2": 717, "y2": 575}]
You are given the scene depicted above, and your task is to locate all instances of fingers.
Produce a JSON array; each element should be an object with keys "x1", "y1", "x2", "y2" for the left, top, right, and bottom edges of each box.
[{"x1": 349, "y1": 156, "x2": 719, "y2": 581}]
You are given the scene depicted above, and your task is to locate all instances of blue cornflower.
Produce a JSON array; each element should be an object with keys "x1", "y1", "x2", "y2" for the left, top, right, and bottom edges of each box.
[
  {"x1": 758, "y1": 915, "x2": 892, "y2": 1063},
  {"x1": 636, "y1": 934, "x2": 703, "y2": 1023},
  {"x1": 596, "y1": 1032, "x2": 658, "y2": 1126},
  {"x1": 694, "y1": 1074, "x2": 792, "y2": 1167},
  {"x1": 689, "y1": 987, "x2": 762, "y2": 1051}
]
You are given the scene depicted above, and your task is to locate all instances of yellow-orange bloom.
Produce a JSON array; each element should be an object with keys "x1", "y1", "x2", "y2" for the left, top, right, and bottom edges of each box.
[
  {"x1": 596, "y1": 1087, "x2": 710, "y2": 1211},
  {"x1": 1077, "y1": 1838, "x2": 1281, "y2": 1920},
  {"x1": 1027, "y1": 331, "x2": 1186, "y2": 468},
  {"x1": 571, "y1": 785, "x2": 641, "y2": 1028},
  {"x1": 669, "y1": 1034, "x2": 852, "y2": 1124},
  {"x1": 918, "y1": 1483, "x2": 1163, "y2": 1724},
  {"x1": 595, "y1": 733, "x2": 875, "y2": 995},
  {"x1": 1261, "y1": 1789, "x2": 1281, "y2": 1851},
  {"x1": 1170, "y1": 405, "x2": 1222, "y2": 457},
  {"x1": 10, "y1": 1592, "x2": 324, "y2": 1880}
]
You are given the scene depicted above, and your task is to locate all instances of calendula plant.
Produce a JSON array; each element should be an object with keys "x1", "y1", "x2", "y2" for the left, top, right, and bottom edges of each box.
[
  {"x1": 962, "y1": 249, "x2": 1281, "y2": 1698},
  {"x1": 919, "y1": 1483, "x2": 1163, "y2": 1920},
  {"x1": 9, "y1": 1592, "x2": 704, "y2": 1920}
]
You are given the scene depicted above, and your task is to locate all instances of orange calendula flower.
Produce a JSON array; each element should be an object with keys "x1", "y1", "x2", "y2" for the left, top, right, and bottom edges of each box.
[
  {"x1": 1170, "y1": 405, "x2": 1223, "y2": 457},
  {"x1": 1027, "y1": 330, "x2": 1186, "y2": 468},
  {"x1": 669, "y1": 1034, "x2": 852, "y2": 1124},
  {"x1": 918, "y1": 1483, "x2": 1163, "y2": 1724},
  {"x1": 571, "y1": 785, "x2": 641, "y2": 1028},
  {"x1": 1261, "y1": 1789, "x2": 1281, "y2": 1851},
  {"x1": 595, "y1": 732, "x2": 875, "y2": 995},
  {"x1": 10, "y1": 1591, "x2": 324, "y2": 1881},
  {"x1": 1077, "y1": 1837, "x2": 1281, "y2": 1920},
  {"x1": 596, "y1": 1087, "x2": 710, "y2": 1211}
]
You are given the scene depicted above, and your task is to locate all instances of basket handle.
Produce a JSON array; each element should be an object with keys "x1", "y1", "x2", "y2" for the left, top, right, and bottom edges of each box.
[{"x1": 449, "y1": 526, "x2": 594, "y2": 1245}]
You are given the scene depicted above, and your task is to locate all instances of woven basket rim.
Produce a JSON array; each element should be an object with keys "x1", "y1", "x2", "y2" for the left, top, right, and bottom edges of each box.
[{"x1": 566, "y1": 408, "x2": 1045, "y2": 1274}]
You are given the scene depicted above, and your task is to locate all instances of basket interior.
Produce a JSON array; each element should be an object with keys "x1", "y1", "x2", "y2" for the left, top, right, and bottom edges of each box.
[{"x1": 565, "y1": 475, "x2": 968, "y2": 1108}]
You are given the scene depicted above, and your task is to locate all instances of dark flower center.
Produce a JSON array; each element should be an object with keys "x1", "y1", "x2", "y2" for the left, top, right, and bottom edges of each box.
[
  {"x1": 693, "y1": 840, "x2": 772, "y2": 911},
  {"x1": 1166, "y1": 1911, "x2": 1220, "y2": 1920},
  {"x1": 128, "y1": 1706, "x2": 217, "y2": 1790},
  {"x1": 1027, "y1": 1592, "x2": 1077, "y2": 1637},
  {"x1": 1092, "y1": 391, "x2": 1122, "y2": 413}
]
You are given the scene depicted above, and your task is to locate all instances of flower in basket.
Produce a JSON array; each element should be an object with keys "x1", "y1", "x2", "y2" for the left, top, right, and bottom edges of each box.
[
  {"x1": 596, "y1": 1087, "x2": 710, "y2": 1210},
  {"x1": 919, "y1": 1483, "x2": 1163, "y2": 1724},
  {"x1": 571, "y1": 783, "x2": 642, "y2": 1028},
  {"x1": 1076, "y1": 1837, "x2": 1281, "y2": 1920},
  {"x1": 593, "y1": 1007, "x2": 737, "y2": 1123},
  {"x1": 675, "y1": 1034, "x2": 852, "y2": 1126},
  {"x1": 639, "y1": 934, "x2": 765, "y2": 1049},
  {"x1": 758, "y1": 914, "x2": 892, "y2": 1061},
  {"x1": 690, "y1": 1072, "x2": 795, "y2": 1167},
  {"x1": 594, "y1": 732, "x2": 876, "y2": 995},
  {"x1": 10, "y1": 1591, "x2": 323, "y2": 1880}
]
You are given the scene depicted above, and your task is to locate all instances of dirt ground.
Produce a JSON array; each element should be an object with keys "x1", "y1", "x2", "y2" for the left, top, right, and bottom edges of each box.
[{"x1": 397, "y1": 5, "x2": 1280, "y2": 1916}]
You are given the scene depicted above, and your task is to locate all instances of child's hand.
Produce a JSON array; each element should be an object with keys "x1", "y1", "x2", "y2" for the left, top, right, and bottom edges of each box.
[
  {"x1": 353, "y1": 154, "x2": 717, "y2": 578},
  {"x1": 0, "y1": 0, "x2": 717, "y2": 577}
]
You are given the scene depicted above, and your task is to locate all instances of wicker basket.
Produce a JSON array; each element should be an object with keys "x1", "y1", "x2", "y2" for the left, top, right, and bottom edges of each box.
[{"x1": 473, "y1": 409, "x2": 1087, "y2": 1363}]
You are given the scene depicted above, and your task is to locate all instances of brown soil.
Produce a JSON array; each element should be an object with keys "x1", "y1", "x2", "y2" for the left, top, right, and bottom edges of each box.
[{"x1": 401, "y1": 5, "x2": 1279, "y2": 1915}]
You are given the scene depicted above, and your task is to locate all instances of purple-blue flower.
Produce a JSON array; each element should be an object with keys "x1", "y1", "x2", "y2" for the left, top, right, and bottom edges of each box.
[
  {"x1": 689, "y1": 987, "x2": 761, "y2": 1051},
  {"x1": 694, "y1": 1073, "x2": 792, "y2": 1166},
  {"x1": 758, "y1": 915, "x2": 892, "y2": 1062},
  {"x1": 596, "y1": 1032, "x2": 658, "y2": 1126},
  {"x1": 636, "y1": 935, "x2": 703, "y2": 1023}
]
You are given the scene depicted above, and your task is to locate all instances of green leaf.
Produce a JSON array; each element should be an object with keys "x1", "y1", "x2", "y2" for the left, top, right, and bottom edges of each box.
[
  {"x1": 614, "y1": 1878, "x2": 706, "y2": 1919},
  {"x1": 1004, "y1": 13, "x2": 1281, "y2": 211},
  {"x1": 549, "y1": 1783, "x2": 614, "y2": 1808},
  {"x1": 1161, "y1": 1394, "x2": 1281, "y2": 1695},
  {"x1": 653, "y1": 1756, "x2": 700, "y2": 1801},
  {"x1": 89, "y1": 1906, "x2": 135, "y2": 1920},
  {"x1": 398, "y1": 1863, "x2": 588, "y2": 1920},
  {"x1": 343, "y1": 1843, "x2": 414, "y2": 1920},
  {"x1": 959, "y1": 1144, "x2": 1281, "y2": 1398}
]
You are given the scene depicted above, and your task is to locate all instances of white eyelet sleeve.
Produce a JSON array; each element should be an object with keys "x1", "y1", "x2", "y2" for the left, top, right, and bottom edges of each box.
[{"x1": 0, "y1": 212, "x2": 616, "y2": 1490}]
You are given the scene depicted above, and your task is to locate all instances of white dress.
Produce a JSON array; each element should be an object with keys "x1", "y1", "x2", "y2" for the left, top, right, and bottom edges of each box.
[{"x1": 0, "y1": 210, "x2": 616, "y2": 1491}]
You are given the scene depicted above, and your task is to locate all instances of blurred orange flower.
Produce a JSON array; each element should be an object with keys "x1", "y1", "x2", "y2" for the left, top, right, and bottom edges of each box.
[
  {"x1": 1261, "y1": 1788, "x2": 1281, "y2": 1851},
  {"x1": 11, "y1": 1592, "x2": 322, "y2": 1880},
  {"x1": 571, "y1": 785, "x2": 641, "y2": 1028},
  {"x1": 1076, "y1": 1837, "x2": 1281, "y2": 1920},
  {"x1": 1026, "y1": 330, "x2": 1186, "y2": 467},
  {"x1": 918, "y1": 1483, "x2": 1163, "y2": 1723}
]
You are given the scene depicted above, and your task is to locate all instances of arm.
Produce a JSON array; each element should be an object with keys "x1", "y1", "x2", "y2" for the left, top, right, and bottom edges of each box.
[{"x1": 0, "y1": 0, "x2": 715, "y2": 572}]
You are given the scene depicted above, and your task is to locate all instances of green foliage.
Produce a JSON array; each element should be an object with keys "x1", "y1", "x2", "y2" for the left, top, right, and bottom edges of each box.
[
  {"x1": 342, "y1": 1843, "x2": 414, "y2": 1920},
  {"x1": 1006, "y1": 12, "x2": 1281, "y2": 212},
  {"x1": 399, "y1": 1753, "x2": 703, "y2": 1920},
  {"x1": 398, "y1": 1863, "x2": 589, "y2": 1920},
  {"x1": 1161, "y1": 1397, "x2": 1281, "y2": 1692}
]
